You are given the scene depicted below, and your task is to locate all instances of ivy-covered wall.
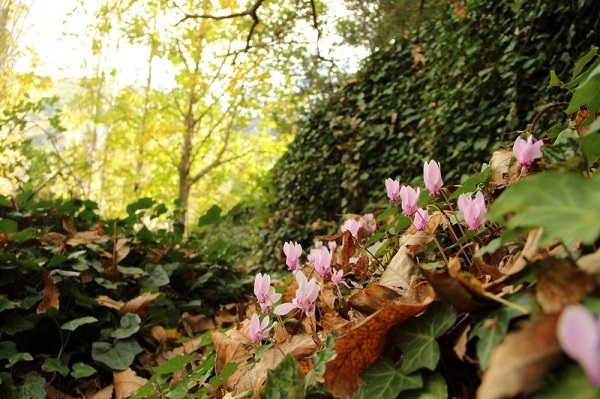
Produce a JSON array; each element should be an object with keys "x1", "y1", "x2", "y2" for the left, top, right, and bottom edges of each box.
[{"x1": 261, "y1": 0, "x2": 599, "y2": 269}]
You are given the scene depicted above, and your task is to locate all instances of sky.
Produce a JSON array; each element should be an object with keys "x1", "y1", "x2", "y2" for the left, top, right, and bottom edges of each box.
[{"x1": 15, "y1": 0, "x2": 368, "y2": 89}]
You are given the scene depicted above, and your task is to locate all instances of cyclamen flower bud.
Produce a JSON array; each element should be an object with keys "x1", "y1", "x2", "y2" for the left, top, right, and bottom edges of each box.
[
  {"x1": 385, "y1": 178, "x2": 401, "y2": 202},
  {"x1": 457, "y1": 191, "x2": 487, "y2": 231},
  {"x1": 283, "y1": 241, "x2": 302, "y2": 271},
  {"x1": 400, "y1": 185, "x2": 420, "y2": 217},
  {"x1": 424, "y1": 160, "x2": 443, "y2": 195},
  {"x1": 249, "y1": 313, "x2": 271, "y2": 343}
]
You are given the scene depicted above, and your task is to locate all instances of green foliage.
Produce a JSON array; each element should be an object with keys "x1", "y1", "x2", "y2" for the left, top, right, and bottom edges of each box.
[
  {"x1": 488, "y1": 172, "x2": 600, "y2": 247},
  {"x1": 0, "y1": 194, "x2": 250, "y2": 396},
  {"x1": 261, "y1": 355, "x2": 306, "y2": 399},
  {"x1": 262, "y1": 0, "x2": 599, "y2": 269},
  {"x1": 359, "y1": 359, "x2": 423, "y2": 399},
  {"x1": 394, "y1": 302, "x2": 457, "y2": 374}
]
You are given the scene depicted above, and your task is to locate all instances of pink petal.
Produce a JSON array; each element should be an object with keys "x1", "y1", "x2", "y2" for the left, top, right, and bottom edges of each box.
[{"x1": 273, "y1": 302, "x2": 298, "y2": 316}]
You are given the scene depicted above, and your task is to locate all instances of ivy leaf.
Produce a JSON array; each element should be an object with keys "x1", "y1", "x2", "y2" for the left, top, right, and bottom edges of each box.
[
  {"x1": 448, "y1": 167, "x2": 491, "y2": 200},
  {"x1": 209, "y1": 361, "x2": 239, "y2": 388},
  {"x1": 5, "y1": 375, "x2": 46, "y2": 399},
  {"x1": 0, "y1": 219, "x2": 18, "y2": 234},
  {"x1": 261, "y1": 355, "x2": 306, "y2": 399},
  {"x1": 70, "y1": 362, "x2": 97, "y2": 379},
  {"x1": 470, "y1": 292, "x2": 532, "y2": 370},
  {"x1": 535, "y1": 364, "x2": 600, "y2": 399},
  {"x1": 488, "y1": 171, "x2": 600, "y2": 246},
  {"x1": 360, "y1": 358, "x2": 422, "y2": 399},
  {"x1": 152, "y1": 354, "x2": 195, "y2": 375},
  {"x1": 61, "y1": 316, "x2": 98, "y2": 331},
  {"x1": 141, "y1": 264, "x2": 170, "y2": 287},
  {"x1": 111, "y1": 313, "x2": 141, "y2": 339},
  {"x1": 402, "y1": 373, "x2": 448, "y2": 399},
  {"x1": 7, "y1": 352, "x2": 33, "y2": 367},
  {"x1": 395, "y1": 302, "x2": 457, "y2": 374},
  {"x1": 42, "y1": 357, "x2": 69, "y2": 376},
  {"x1": 91, "y1": 339, "x2": 143, "y2": 370}
]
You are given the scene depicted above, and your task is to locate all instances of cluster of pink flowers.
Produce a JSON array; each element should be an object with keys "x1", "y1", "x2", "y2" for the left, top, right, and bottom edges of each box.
[{"x1": 457, "y1": 191, "x2": 487, "y2": 231}]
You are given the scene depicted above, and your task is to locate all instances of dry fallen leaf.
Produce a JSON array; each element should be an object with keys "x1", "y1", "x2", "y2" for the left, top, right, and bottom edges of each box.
[
  {"x1": 477, "y1": 315, "x2": 562, "y2": 399},
  {"x1": 454, "y1": 324, "x2": 471, "y2": 361},
  {"x1": 66, "y1": 230, "x2": 107, "y2": 246},
  {"x1": 319, "y1": 284, "x2": 353, "y2": 335},
  {"x1": 340, "y1": 231, "x2": 358, "y2": 273},
  {"x1": 379, "y1": 245, "x2": 416, "y2": 294},
  {"x1": 91, "y1": 384, "x2": 114, "y2": 399},
  {"x1": 349, "y1": 283, "x2": 401, "y2": 316},
  {"x1": 120, "y1": 292, "x2": 161, "y2": 316},
  {"x1": 324, "y1": 301, "x2": 430, "y2": 398},
  {"x1": 532, "y1": 257, "x2": 595, "y2": 314},
  {"x1": 37, "y1": 269, "x2": 60, "y2": 314},
  {"x1": 114, "y1": 368, "x2": 148, "y2": 399},
  {"x1": 578, "y1": 247, "x2": 600, "y2": 273}
]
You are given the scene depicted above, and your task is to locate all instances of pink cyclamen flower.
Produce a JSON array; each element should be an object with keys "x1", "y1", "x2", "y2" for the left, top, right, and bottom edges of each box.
[
  {"x1": 358, "y1": 213, "x2": 376, "y2": 236},
  {"x1": 328, "y1": 240, "x2": 337, "y2": 253},
  {"x1": 331, "y1": 268, "x2": 350, "y2": 288},
  {"x1": 312, "y1": 247, "x2": 332, "y2": 279},
  {"x1": 385, "y1": 178, "x2": 401, "y2": 202},
  {"x1": 254, "y1": 273, "x2": 282, "y2": 313},
  {"x1": 400, "y1": 185, "x2": 421, "y2": 216},
  {"x1": 557, "y1": 304, "x2": 600, "y2": 386},
  {"x1": 457, "y1": 191, "x2": 487, "y2": 230},
  {"x1": 314, "y1": 240, "x2": 323, "y2": 249},
  {"x1": 249, "y1": 313, "x2": 272, "y2": 343},
  {"x1": 513, "y1": 135, "x2": 543, "y2": 167},
  {"x1": 283, "y1": 241, "x2": 302, "y2": 271},
  {"x1": 424, "y1": 160, "x2": 443, "y2": 195},
  {"x1": 274, "y1": 272, "x2": 321, "y2": 317},
  {"x1": 413, "y1": 208, "x2": 429, "y2": 231},
  {"x1": 342, "y1": 218, "x2": 360, "y2": 238}
]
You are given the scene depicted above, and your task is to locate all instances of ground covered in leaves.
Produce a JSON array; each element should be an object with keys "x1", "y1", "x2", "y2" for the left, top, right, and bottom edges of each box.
[{"x1": 1, "y1": 50, "x2": 600, "y2": 399}]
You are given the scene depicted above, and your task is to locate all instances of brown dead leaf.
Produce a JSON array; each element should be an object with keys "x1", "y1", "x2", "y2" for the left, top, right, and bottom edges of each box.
[
  {"x1": 398, "y1": 230, "x2": 436, "y2": 255},
  {"x1": 340, "y1": 231, "x2": 358, "y2": 273},
  {"x1": 450, "y1": 0, "x2": 467, "y2": 18},
  {"x1": 353, "y1": 248, "x2": 369, "y2": 282},
  {"x1": 181, "y1": 313, "x2": 216, "y2": 335},
  {"x1": 319, "y1": 285, "x2": 353, "y2": 336},
  {"x1": 37, "y1": 269, "x2": 60, "y2": 314},
  {"x1": 349, "y1": 283, "x2": 401, "y2": 316},
  {"x1": 62, "y1": 217, "x2": 77, "y2": 236},
  {"x1": 66, "y1": 230, "x2": 107, "y2": 246},
  {"x1": 91, "y1": 384, "x2": 114, "y2": 399},
  {"x1": 211, "y1": 321, "x2": 253, "y2": 375},
  {"x1": 578, "y1": 247, "x2": 600, "y2": 273},
  {"x1": 532, "y1": 257, "x2": 595, "y2": 314},
  {"x1": 114, "y1": 368, "x2": 148, "y2": 399},
  {"x1": 215, "y1": 303, "x2": 239, "y2": 328},
  {"x1": 38, "y1": 232, "x2": 66, "y2": 250},
  {"x1": 420, "y1": 266, "x2": 495, "y2": 312},
  {"x1": 454, "y1": 324, "x2": 471, "y2": 361},
  {"x1": 379, "y1": 246, "x2": 416, "y2": 294},
  {"x1": 324, "y1": 301, "x2": 430, "y2": 398},
  {"x1": 121, "y1": 292, "x2": 161, "y2": 316},
  {"x1": 46, "y1": 384, "x2": 77, "y2": 399},
  {"x1": 477, "y1": 315, "x2": 562, "y2": 399},
  {"x1": 489, "y1": 148, "x2": 513, "y2": 188},
  {"x1": 95, "y1": 295, "x2": 124, "y2": 310}
]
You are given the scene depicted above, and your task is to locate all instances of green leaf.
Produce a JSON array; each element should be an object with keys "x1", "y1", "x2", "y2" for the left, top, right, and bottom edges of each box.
[
  {"x1": 307, "y1": 333, "x2": 336, "y2": 383},
  {"x1": 261, "y1": 355, "x2": 306, "y2": 399},
  {"x1": 111, "y1": 313, "x2": 141, "y2": 339},
  {"x1": 402, "y1": 373, "x2": 448, "y2": 399},
  {"x1": 536, "y1": 364, "x2": 600, "y2": 398},
  {"x1": 153, "y1": 354, "x2": 195, "y2": 375},
  {"x1": 581, "y1": 132, "x2": 600, "y2": 167},
  {"x1": 488, "y1": 171, "x2": 600, "y2": 246},
  {"x1": 0, "y1": 298, "x2": 15, "y2": 313},
  {"x1": 117, "y1": 266, "x2": 147, "y2": 276},
  {"x1": 0, "y1": 219, "x2": 18, "y2": 233},
  {"x1": 360, "y1": 358, "x2": 422, "y2": 399},
  {"x1": 395, "y1": 302, "x2": 457, "y2": 374},
  {"x1": 0, "y1": 341, "x2": 17, "y2": 360},
  {"x1": 91, "y1": 339, "x2": 143, "y2": 370},
  {"x1": 126, "y1": 197, "x2": 155, "y2": 216},
  {"x1": 7, "y1": 352, "x2": 33, "y2": 368},
  {"x1": 142, "y1": 264, "x2": 170, "y2": 287},
  {"x1": 198, "y1": 205, "x2": 223, "y2": 227},
  {"x1": 469, "y1": 291, "x2": 532, "y2": 370},
  {"x1": 448, "y1": 167, "x2": 491, "y2": 200},
  {"x1": 42, "y1": 357, "x2": 69, "y2": 376},
  {"x1": 548, "y1": 70, "x2": 563, "y2": 87},
  {"x1": 70, "y1": 362, "x2": 97, "y2": 378},
  {"x1": 5, "y1": 375, "x2": 46, "y2": 399},
  {"x1": 9, "y1": 228, "x2": 34, "y2": 242},
  {"x1": 572, "y1": 47, "x2": 598, "y2": 78},
  {"x1": 209, "y1": 361, "x2": 239, "y2": 388}
]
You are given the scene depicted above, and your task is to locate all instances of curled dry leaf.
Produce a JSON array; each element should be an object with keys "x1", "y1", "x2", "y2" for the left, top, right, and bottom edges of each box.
[
  {"x1": 578, "y1": 247, "x2": 600, "y2": 274},
  {"x1": 319, "y1": 284, "x2": 353, "y2": 335},
  {"x1": 477, "y1": 315, "x2": 562, "y2": 399},
  {"x1": 379, "y1": 245, "x2": 416, "y2": 294},
  {"x1": 90, "y1": 384, "x2": 114, "y2": 399},
  {"x1": 95, "y1": 292, "x2": 160, "y2": 317},
  {"x1": 349, "y1": 283, "x2": 401, "y2": 316},
  {"x1": 531, "y1": 257, "x2": 595, "y2": 314},
  {"x1": 324, "y1": 301, "x2": 430, "y2": 398},
  {"x1": 66, "y1": 230, "x2": 108, "y2": 246},
  {"x1": 353, "y1": 248, "x2": 370, "y2": 282},
  {"x1": 37, "y1": 269, "x2": 60, "y2": 314},
  {"x1": 114, "y1": 368, "x2": 148, "y2": 399},
  {"x1": 340, "y1": 230, "x2": 358, "y2": 273}
]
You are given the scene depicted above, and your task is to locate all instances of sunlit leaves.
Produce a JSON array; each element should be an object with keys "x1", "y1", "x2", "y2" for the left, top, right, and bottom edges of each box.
[{"x1": 488, "y1": 171, "x2": 600, "y2": 246}]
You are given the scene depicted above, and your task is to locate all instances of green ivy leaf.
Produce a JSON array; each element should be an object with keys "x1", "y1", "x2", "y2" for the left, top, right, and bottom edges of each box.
[
  {"x1": 198, "y1": 205, "x2": 223, "y2": 227},
  {"x1": 488, "y1": 171, "x2": 600, "y2": 246},
  {"x1": 0, "y1": 341, "x2": 17, "y2": 360},
  {"x1": 111, "y1": 313, "x2": 141, "y2": 339},
  {"x1": 402, "y1": 373, "x2": 448, "y2": 399},
  {"x1": 394, "y1": 302, "x2": 457, "y2": 374},
  {"x1": 209, "y1": 361, "x2": 239, "y2": 388},
  {"x1": 0, "y1": 219, "x2": 18, "y2": 234},
  {"x1": 360, "y1": 358, "x2": 422, "y2": 399},
  {"x1": 7, "y1": 352, "x2": 33, "y2": 368},
  {"x1": 581, "y1": 133, "x2": 600, "y2": 167},
  {"x1": 448, "y1": 167, "x2": 491, "y2": 200},
  {"x1": 5, "y1": 375, "x2": 46, "y2": 399},
  {"x1": 153, "y1": 354, "x2": 195, "y2": 375},
  {"x1": 142, "y1": 264, "x2": 170, "y2": 287},
  {"x1": 536, "y1": 364, "x2": 600, "y2": 398},
  {"x1": 42, "y1": 357, "x2": 69, "y2": 376},
  {"x1": 261, "y1": 355, "x2": 306, "y2": 399},
  {"x1": 469, "y1": 291, "x2": 532, "y2": 370},
  {"x1": 91, "y1": 339, "x2": 143, "y2": 370},
  {"x1": 70, "y1": 362, "x2": 97, "y2": 379}
]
